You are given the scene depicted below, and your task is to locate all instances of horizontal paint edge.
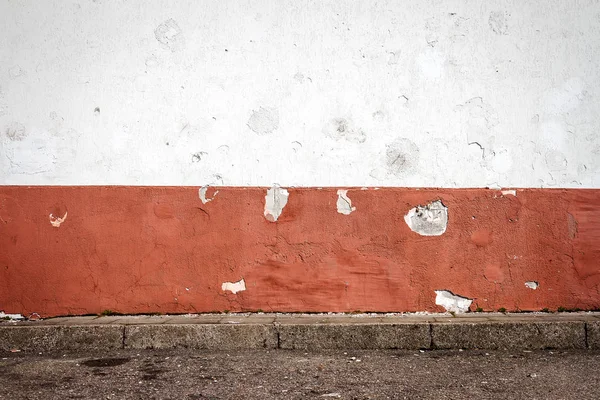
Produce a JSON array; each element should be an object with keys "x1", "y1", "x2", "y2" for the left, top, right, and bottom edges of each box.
[{"x1": 0, "y1": 185, "x2": 598, "y2": 191}]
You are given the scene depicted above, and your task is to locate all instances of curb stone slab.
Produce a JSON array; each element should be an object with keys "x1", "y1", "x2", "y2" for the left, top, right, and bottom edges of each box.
[
  {"x1": 587, "y1": 321, "x2": 600, "y2": 349},
  {"x1": 0, "y1": 325, "x2": 123, "y2": 352},
  {"x1": 431, "y1": 321, "x2": 586, "y2": 350},
  {"x1": 278, "y1": 323, "x2": 430, "y2": 350},
  {"x1": 124, "y1": 324, "x2": 278, "y2": 350},
  {"x1": 0, "y1": 313, "x2": 597, "y2": 352}
]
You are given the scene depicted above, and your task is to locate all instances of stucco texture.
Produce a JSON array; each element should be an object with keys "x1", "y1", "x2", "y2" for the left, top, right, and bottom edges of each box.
[
  {"x1": 1, "y1": 0, "x2": 599, "y2": 187},
  {"x1": 0, "y1": 186, "x2": 598, "y2": 317}
]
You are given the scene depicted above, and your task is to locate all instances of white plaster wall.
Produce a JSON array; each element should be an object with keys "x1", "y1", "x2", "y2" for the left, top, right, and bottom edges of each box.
[{"x1": 1, "y1": 0, "x2": 599, "y2": 187}]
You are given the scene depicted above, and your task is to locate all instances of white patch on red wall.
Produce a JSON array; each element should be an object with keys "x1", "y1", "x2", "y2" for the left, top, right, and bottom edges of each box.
[
  {"x1": 49, "y1": 211, "x2": 67, "y2": 227},
  {"x1": 0, "y1": 311, "x2": 24, "y2": 320},
  {"x1": 404, "y1": 200, "x2": 448, "y2": 236},
  {"x1": 222, "y1": 279, "x2": 246, "y2": 294},
  {"x1": 336, "y1": 190, "x2": 356, "y2": 215},
  {"x1": 264, "y1": 185, "x2": 288, "y2": 222},
  {"x1": 199, "y1": 185, "x2": 219, "y2": 204},
  {"x1": 435, "y1": 290, "x2": 472, "y2": 313},
  {"x1": 525, "y1": 281, "x2": 539, "y2": 290}
]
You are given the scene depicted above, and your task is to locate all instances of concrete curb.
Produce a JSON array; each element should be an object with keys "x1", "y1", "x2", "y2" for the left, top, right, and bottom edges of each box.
[
  {"x1": 278, "y1": 323, "x2": 430, "y2": 350},
  {"x1": 0, "y1": 325, "x2": 124, "y2": 352},
  {"x1": 124, "y1": 324, "x2": 278, "y2": 350},
  {"x1": 1, "y1": 313, "x2": 599, "y2": 352},
  {"x1": 431, "y1": 321, "x2": 586, "y2": 350}
]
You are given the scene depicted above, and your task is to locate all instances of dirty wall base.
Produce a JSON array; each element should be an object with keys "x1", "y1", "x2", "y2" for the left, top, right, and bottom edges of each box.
[{"x1": 0, "y1": 186, "x2": 599, "y2": 317}]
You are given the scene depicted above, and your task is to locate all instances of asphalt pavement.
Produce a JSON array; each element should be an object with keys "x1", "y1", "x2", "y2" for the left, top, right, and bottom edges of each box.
[{"x1": 1, "y1": 349, "x2": 599, "y2": 399}]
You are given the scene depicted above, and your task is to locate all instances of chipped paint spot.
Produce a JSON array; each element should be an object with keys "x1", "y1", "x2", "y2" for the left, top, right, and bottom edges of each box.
[
  {"x1": 199, "y1": 185, "x2": 219, "y2": 204},
  {"x1": 264, "y1": 184, "x2": 288, "y2": 222},
  {"x1": 435, "y1": 290, "x2": 473, "y2": 313},
  {"x1": 385, "y1": 138, "x2": 420, "y2": 177},
  {"x1": 525, "y1": 281, "x2": 539, "y2": 290},
  {"x1": 501, "y1": 189, "x2": 517, "y2": 196},
  {"x1": 0, "y1": 311, "x2": 24, "y2": 320},
  {"x1": 404, "y1": 200, "x2": 448, "y2": 236},
  {"x1": 336, "y1": 190, "x2": 356, "y2": 215},
  {"x1": 247, "y1": 107, "x2": 279, "y2": 135},
  {"x1": 27, "y1": 312, "x2": 41, "y2": 320},
  {"x1": 154, "y1": 19, "x2": 184, "y2": 52},
  {"x1": 221, "y1": 279, "x2": 246, "y2": 294},
  {"x1": 49, "y1": 211, "x2": 67, "y2": 228}
]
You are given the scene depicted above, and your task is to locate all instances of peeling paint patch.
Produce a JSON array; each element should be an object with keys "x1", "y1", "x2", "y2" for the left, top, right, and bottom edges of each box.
[
  {"x1": 0, "y1": 311, "x2": 24, "y2": 320},
  {"x1": 545, "y1": 150, "x2": 568, "y2": 171},
  {"x1": 154, "y1": 19, "x2": 184, "y2": 52},
  {"x1": 489, "y1": 11, "x2": 509, "y2": 35},
  {"x1": 435, "y1": 290, "x2": 472, "y2": 313},
  {"x1": 324, "y1": 117, "x2": 366, "y2": 143},
  {"x1": 336, "y1": 190, "x2": 356, "y2": 215},
  {"x1": 221, "y1": 279, "x2": 246, "y2": 294},
  {"x1": 5, "y1": 122, "x2": 26, "y2": 141},
  {"x1": 404, "y1": 200, "x2": 448, "y2": 236},
  {"x1": 264, "y1": 185, "x2": 288, "y2": 222},
  {"x1": 8, "y1": 65, "x2": 24, "y2": 79},
  {"x1": 247, "y1": 107, "x2": 279, "y2": 135},
  {"x1": 27, "y1": 312, "x2": 41, "y2": 321},
  {"x1": 199, "y1": 185, "x2": 219, "y2": 204},
  {"x1": 385, "y1": 138, "x2": 420, "y2": 177},
  {"x1": 501, "y1": 190, "x2": 516, "y2": 197},
  {"x1": 49, "y1": 211, "x2": 67, "y2": 227},
  {"x1": 525, "y1": 281, "x2": 539, "y2": 290}
]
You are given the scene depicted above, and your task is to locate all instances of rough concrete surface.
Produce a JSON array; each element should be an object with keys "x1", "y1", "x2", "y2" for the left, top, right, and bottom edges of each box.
[
  {"x1": 278, "y1": 324, "x2": 430, "y2": 350},
  {"x1": 1, "y1": 349, "x2": 600, "y2": 399},
  {"x1": 586, "y1": 320, "x2": 600, "y2": 349},
  {"x1": 0, "y1": 326, "x2": 124, "y2": 352},
  {"x1": 1, "y1": 313, "x2": 599, "y2": 353},
  {"x1": 432, "y1": 321, "x2": 586, "y2": 350},
  {"x1": 124, "y1": 324, "x2": 278, "y2": 350}
]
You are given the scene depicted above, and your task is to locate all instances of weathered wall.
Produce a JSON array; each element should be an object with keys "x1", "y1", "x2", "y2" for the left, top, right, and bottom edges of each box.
[
  {"x1": 1, "y1": 0, "x2": 599, "y2": 187},
  {"x1": 1, "y1": 187, "x2": 599, "y2": 317},
  {"x1": 1, "y1": 1, "x2": 600, "y2": 316}
]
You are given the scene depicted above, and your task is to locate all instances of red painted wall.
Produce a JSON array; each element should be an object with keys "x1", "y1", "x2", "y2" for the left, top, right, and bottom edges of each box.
[{"x1": 1, "y1": 187, "x2": 599, "y2": 317}]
